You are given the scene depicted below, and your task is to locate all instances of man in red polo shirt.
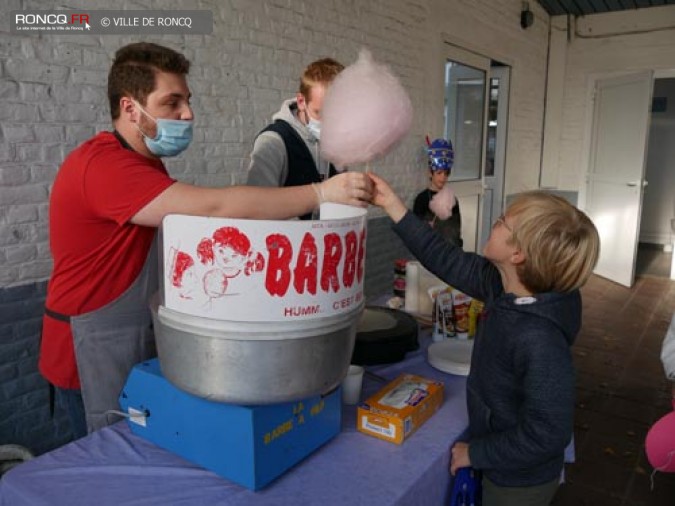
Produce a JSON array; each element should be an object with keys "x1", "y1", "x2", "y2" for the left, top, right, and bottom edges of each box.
[{"x1": 41, "y1": 42, "x2": 372, "y2": 437}]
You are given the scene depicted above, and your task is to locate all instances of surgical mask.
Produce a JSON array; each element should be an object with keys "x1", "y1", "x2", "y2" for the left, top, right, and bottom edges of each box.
[
  {"x1": 302, "y1": 104, "x2": 321, "y2": 140},
  {"x1": 134, "y1": 101, "x2": 193, "y2": 157},
  {"x1": 306, "y1": 117, "x2": 321, "y2": 140}
]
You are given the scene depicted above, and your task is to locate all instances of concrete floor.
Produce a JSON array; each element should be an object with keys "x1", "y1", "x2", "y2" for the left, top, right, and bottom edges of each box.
[{"x1": 551, "y1": 270, "x2": 675, "y2": 505}]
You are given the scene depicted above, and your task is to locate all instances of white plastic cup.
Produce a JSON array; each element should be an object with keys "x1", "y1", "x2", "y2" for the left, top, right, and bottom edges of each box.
[
  {"x1": 404, "y1": 261, "x2": 420, "y2": 313},
  {"x1": 341, "y1": 365, "x2": 365, "y2": 405}
]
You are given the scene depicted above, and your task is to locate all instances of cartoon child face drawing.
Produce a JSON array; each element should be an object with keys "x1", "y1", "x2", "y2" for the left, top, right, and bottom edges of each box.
[
  {"x1": 214, "y1": 242, "x2": 247, "y2": 277},
  {"x1": 198, "y1": 226, "x2": 251, "y2": 278},
  {"x1": 197, "y1": 227, "x2": 265, "y2": 278},
  {"x1": 212, "y1": 227, "x2": 251, "y2": 276},
  {"x1": 194, "y1": 226, "x2": 266, "y2": 300}
]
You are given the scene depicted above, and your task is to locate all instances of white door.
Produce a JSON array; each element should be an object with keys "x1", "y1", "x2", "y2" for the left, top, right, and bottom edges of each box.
[
  {"x1": 479, "y1": 65, "x2": 510, "y2": 250},
  {"x1": 585, "y1": 72, "x2": 653, "y2": 287},
  {"x1": 443, "y1": 43, "x2": 489, "y2": 253}
]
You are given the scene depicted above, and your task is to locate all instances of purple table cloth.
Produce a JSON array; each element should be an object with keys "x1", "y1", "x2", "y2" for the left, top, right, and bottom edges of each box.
[{"x1": 1, "y1": 331, "x2": 468, "y2": 506}]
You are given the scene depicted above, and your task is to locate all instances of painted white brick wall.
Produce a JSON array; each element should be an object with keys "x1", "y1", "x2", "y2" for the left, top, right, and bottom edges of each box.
[
  {"x1": 1, "y1": 0, "x2": 551, "y2": 287},
  {"x1": 555, "y1": 6, "x2": 675, "y2": 192}
]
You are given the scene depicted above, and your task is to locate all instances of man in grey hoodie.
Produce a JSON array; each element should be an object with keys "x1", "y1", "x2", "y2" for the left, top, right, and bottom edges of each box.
[{"x1": 247, "y1": 58, "x2": 344, "y2": 220}]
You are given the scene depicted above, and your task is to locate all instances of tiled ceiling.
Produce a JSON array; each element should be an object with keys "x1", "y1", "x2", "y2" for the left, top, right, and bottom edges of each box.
[{"x1": 537, "y1": 0, "x2": 675, "y2": 16}]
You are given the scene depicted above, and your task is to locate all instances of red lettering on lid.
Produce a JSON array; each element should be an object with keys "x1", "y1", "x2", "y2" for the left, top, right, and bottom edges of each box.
[
  {"x1": 265, "y1": 234, "x2": 292, "y2": 296},
  {"x1": 321, "y1": 233, "x2": 342, "y2": 293},
  {"x1": 293, "y1": 232, "x2": 318, "y2": 295}
]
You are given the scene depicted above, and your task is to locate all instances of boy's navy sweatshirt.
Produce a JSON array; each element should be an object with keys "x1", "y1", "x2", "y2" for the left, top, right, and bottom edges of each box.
[{"x1": 394, "y1": 211, "x2": 580, "y2": 487}]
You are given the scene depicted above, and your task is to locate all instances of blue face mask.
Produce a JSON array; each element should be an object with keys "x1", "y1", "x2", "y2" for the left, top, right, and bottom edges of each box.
[
  {"x1": 302, "y1": 102, "x2": 321, "y2": 140},
  {"x1": 135, "y1": 101, "x2": 193, "y2": 157}
]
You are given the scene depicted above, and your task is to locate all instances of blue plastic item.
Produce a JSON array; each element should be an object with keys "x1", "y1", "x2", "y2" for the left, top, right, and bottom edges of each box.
[
  {"x1": 449, "y1": 467, "x2": 481, "y2": 506},
  {"x1": 427, "y1": 138, "x2": 454, "y2": 172},
  {"x1": 119, "y1": 359, "x2": 341, "y2": 490}
]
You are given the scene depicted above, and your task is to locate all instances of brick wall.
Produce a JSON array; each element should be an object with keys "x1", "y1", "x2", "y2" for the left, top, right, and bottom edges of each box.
[
  {"x1": 364, "y1": 217, "x2": 413, "y2": 301},
  {"x1": 0, "y1": 281, "x2": 72, "y2": 455}
]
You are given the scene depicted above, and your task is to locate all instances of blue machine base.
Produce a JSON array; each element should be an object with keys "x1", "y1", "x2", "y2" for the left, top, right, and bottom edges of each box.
[{"x1": 119, "y1": 359, "x2": 341, "y2": 490}]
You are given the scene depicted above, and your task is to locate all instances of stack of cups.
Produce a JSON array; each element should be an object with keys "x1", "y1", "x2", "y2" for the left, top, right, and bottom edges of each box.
[{"x1": 404, "y1": 261, "x2": 420, "y2": 313}]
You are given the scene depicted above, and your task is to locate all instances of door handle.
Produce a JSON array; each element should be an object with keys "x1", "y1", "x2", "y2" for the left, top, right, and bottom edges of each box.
[{"x1": 626, "y1": 181, "x2": 648, "y2": 187}]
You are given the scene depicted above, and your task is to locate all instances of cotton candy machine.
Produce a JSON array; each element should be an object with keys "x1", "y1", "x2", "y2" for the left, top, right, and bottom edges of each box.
[{"x1": 120, "y1": 204, "x2": 368, "y2": 490}]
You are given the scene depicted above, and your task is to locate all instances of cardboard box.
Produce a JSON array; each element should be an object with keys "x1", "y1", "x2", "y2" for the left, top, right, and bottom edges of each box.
[{"x1": 357, "y1": 373, "x2": 444, "y2": 444}]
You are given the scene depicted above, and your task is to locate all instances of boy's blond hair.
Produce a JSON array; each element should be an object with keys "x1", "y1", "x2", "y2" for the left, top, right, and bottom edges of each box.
[{"x1": 506, "y1": 191, "x2": 600, "y2": 293}]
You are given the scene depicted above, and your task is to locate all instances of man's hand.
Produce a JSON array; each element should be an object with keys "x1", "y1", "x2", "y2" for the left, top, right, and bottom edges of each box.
[{"x1": 320, "y1": 172, "x2": 373, "y2": 208}]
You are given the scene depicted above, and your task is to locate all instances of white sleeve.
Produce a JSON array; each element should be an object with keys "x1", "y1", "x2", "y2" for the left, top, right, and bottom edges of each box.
[{"x1": 661, "y1": 314, "x2": 675, "y2": 380}]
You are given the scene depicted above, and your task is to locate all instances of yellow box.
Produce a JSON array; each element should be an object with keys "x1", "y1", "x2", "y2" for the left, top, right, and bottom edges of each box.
[{"x1": 356, "y1": 374, "x2": 444, "y2": 444}]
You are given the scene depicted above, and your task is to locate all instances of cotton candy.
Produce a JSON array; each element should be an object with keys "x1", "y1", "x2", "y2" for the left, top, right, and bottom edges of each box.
[
  {"x1": 429, "y1": 186, "x2": 456, "y2": 220},
  {"x1": 320, "y1": 49, "x2": 413, "y2": 168}
]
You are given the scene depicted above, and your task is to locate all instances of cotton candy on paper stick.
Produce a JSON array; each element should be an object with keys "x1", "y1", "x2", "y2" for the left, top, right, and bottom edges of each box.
[
  {"x1": 320, "y1": 49, "x2": 413, "y2": 168},
  {"x1": 429, "y1": 186, "x2": 456, "y2": 221}
]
